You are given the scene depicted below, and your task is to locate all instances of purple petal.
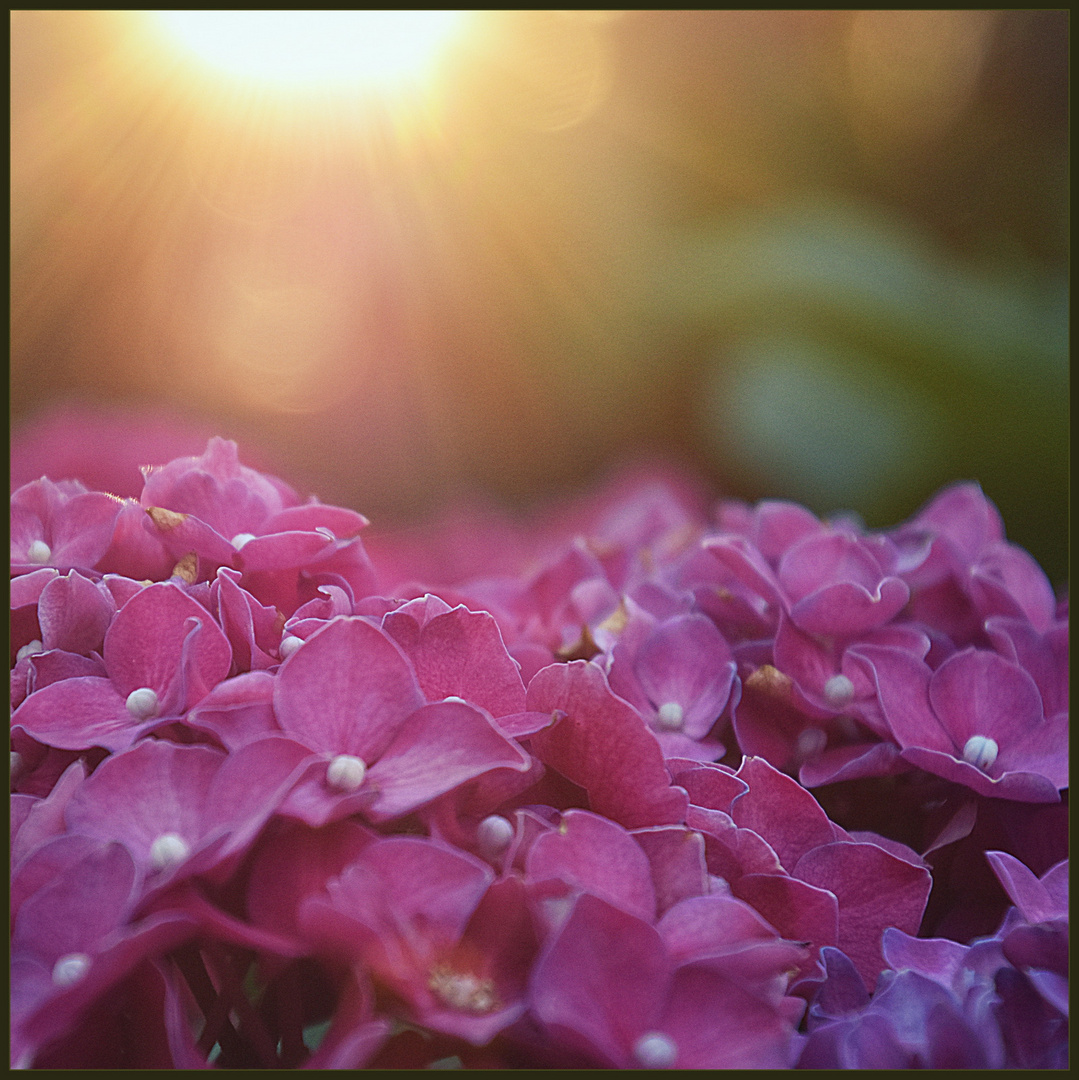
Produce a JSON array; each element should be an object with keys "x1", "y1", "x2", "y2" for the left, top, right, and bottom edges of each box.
[
  {"x1": 928, "y1": 648, "x2": 1043, "y2": 751},
  {"x1": 794, "y1": 841, "x2": 932, "y2": 991},
  {"x1": 985, "y1": 850, "x2": 1065, "y2": 924},
  {"x1": 880, "y1": 928, "x2": 968, "y2": 988}
]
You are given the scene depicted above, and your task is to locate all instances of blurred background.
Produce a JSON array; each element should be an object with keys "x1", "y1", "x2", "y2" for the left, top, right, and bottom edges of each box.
[{"x1": 10, "y1": 11, "x2": 1068, "y2": 586}]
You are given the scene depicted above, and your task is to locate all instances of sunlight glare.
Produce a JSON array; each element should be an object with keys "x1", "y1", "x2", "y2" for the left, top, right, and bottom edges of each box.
[{"x1": 151, "y1": 11, "x2": 468, "y2": 93}]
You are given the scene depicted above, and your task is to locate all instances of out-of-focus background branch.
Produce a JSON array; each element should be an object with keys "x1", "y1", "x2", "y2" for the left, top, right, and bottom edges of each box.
[{"x1": 10, "y1": 11, "x2": 1068, "y2": 585}]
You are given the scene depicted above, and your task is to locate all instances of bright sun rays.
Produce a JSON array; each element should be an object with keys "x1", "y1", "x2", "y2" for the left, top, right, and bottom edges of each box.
[{"x1": 147, "y1": 11, "x2": 470, "y2": 95}]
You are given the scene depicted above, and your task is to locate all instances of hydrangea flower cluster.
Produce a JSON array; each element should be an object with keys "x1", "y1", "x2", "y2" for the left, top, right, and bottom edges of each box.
[{"x1": 10, "y1": 438, "x2": 1067, "y2": 1068}]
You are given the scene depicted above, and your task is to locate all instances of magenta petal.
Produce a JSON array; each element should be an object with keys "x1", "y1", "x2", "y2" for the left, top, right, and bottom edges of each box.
[
  {"x1": 790, "y1": 577, "x2": 909, "y2": 636},
  {"x1": 658, "y1": 962, "x2": 798, "y2": 1068},
  {"x1": 37, "y1": 571, "x2": 116, "y2": 655},
  {"x1": 18, "y1": 482, "x2": 123, "y2": 570},
  {"x1": 850, "y1": 644, "x2": 951, "y2": 752},
  {"x1": 142, "y1": 506, "x2": 238, "y2": 571},
  {"x1": 969, "y1": 541, "x2": 1056, "y2": 631},
  {"x1": 657, "y1": 892, "x2": 783, "y2": 965},
  {"x1": 272, "y1": 616, "x2": 425, "y2": 759},
  {"x1": 198, "y1": 736, "x2": 317, "y2": 864},
  {"x1": 703, "y1": 536, "x2": 785, "y2": 609},
  {"x1": 396, "y1": 605, "x2": 528, "y2": 717},
  {"x1": 365, "y1": 700, "x2": 531, "y2": 821},
  {"x1": 246, "y1": 818, "x2": 378, "y2": 943},
  {"x1": 526, "y1": 661, "x2": 688, "y2": 828},
  {"x1": 139, "y1": 436, "x2": 294, "y2": 539},
  {"x1": 928, "y1": 649, "x2": 1043, "y2": 749},
  {"x1": 526, "y1": 809, "x2": 657, "y2": 922},
  {"x1": 733, "y1": 873, "x2": 839, "y2": 955},
  {"x1": 634, "y1": 613, "x2": 735, "y2": 735},
  {"x1": 323, "y1": 835, "x2": 493, "y2": 940},
  {"x1": 262, "y1": 501, "x2": 368, "y2": 538},
  {"x1": 103, "y1": 582, "x2": 232, "y2": 709},
  {"x1": 794, "y1": 840, "x2": 932, "y2": 992},
  {"x1": 12, "y1": 840, "x2": 141, "y2": 961},
  {"x1": 731, "y1": 757, "x2": 836, "y2": 870},
  {"x1": 63, "y1": 739, "x2": 226, "y2": 876},
  {"x1": 211, "y1": 568, "x2": 282, "y2": 673},
  {"x1": 631, "y1": 826, "x2": 709, "y2": 915},
  {"x1": 184, "y1": 670, "x2": 281, "y2": 749},
  {"x1": 11, "y1": 760, "x2": 88, "y2": 871},
  {"x1": 235, "y1": 529, "x2": 335, "y2": 571},
  {"x1": 529, "y1": 892, "x2": 669, "y2": 1068},
  {"x1": 12, "y1": 676, "x2": 146, "y2": 752}
]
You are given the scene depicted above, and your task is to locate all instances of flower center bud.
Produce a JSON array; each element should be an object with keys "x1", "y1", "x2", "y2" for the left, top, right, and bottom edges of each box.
[
  {"x1": 427, "y1": 964, "x2": 499, "y2": 1014},
  {"x1": 150, "y1": 832, "x2": 191, "y2": 872},
  {"x1": 326, "y1": 754, "x2": 367, "y2": 792},
  {"x1": 476, "y1": 814, "x2": 515, "y2": 860},
  {"x1": 16, "y1": 640, "x2": 44, "y2": 663},
  {"x1": 278, "y1": 634, "x2": 305, "y2": 659},
  {"x1": 634, "y1": 1031, "x2": 678, "y2": 1068},
  {"x1": 656, "y1": 702, "x2": 685, "y2": 730},
  {"x1": 125, "y1": 687, "x2": 159, "y2": 719},
  {"x1": 823, "y1": 674, "x2": 855, "y2": 708},
  {"x1": 52, "y1": 952, "x2": 92, "y2": 987},
  {"x1": 796, "y1": 726, "x2": 828, "y2": 758},
  {"x1": 231, "y1": 532, "x2": 257, "y2": 550},
  {"x1": 961, "y1": 735, "x2": 998, "y2": 771},
  {"x1": 27, "y1": 540, "x2": 52, "y2": 564}
]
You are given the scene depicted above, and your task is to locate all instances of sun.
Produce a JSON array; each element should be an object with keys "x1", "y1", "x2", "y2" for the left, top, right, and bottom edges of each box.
[{"x1": 148, "y1": 11, "x2": 469, "y2": 94}]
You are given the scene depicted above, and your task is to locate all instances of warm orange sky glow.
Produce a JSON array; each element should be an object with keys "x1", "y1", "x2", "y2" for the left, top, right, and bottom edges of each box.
[{"x1": 147, "y1": 11, "x2": 470, "y2": 94}]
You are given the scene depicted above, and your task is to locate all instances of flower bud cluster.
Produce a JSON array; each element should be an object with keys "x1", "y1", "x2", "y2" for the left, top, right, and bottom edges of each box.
[{"x1": 10, "y1": 440, "x2": 1066, "y2": 1068}]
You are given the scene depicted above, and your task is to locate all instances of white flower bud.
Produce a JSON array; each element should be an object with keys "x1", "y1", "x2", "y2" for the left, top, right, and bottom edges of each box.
[
  {"x1": 279, "y1": 634, "x2": 305, "y2": 659},
  {"x1": 125, "y1": 687, "x2": 159, "y2": 719},
  {"x1": 52, "y1": 953, "x2": 91, "y2": 987},
  {"x1": 16, "y1": 640, "x2": 44, "y2": 663},
  {"x1": 476, "y1": 814, "x2": 515, "y2": 860},
  {"x1": 27, "y1": 540, "x2": 52, "y2": 564},
  {"x1": 634, "y1": 1031, "x2": 678, "y2": 1068},
  {"x1": 796, "y1": 726, "x2": 828, "y2": 758},
  {"x1": 823, "y1": 674, "x2": 855, "y2": 708},
  {"x1": 962, "y1": 735, "x2": 998, "y2": 771},
  {"x1": 656, "y1": 702, "x2": 685, "y2": 730},
  {"x1": 150, "y1": 832, "x2": 191, "y2": 872},
  {"x1": 326, "y1": 754, "x2": 367, "y2": 792}
]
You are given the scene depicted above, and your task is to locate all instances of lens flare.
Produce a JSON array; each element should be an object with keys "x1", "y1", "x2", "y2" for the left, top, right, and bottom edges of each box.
[{"x1": 150, "y1": 11, "x2": 468, "y2": 93}]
